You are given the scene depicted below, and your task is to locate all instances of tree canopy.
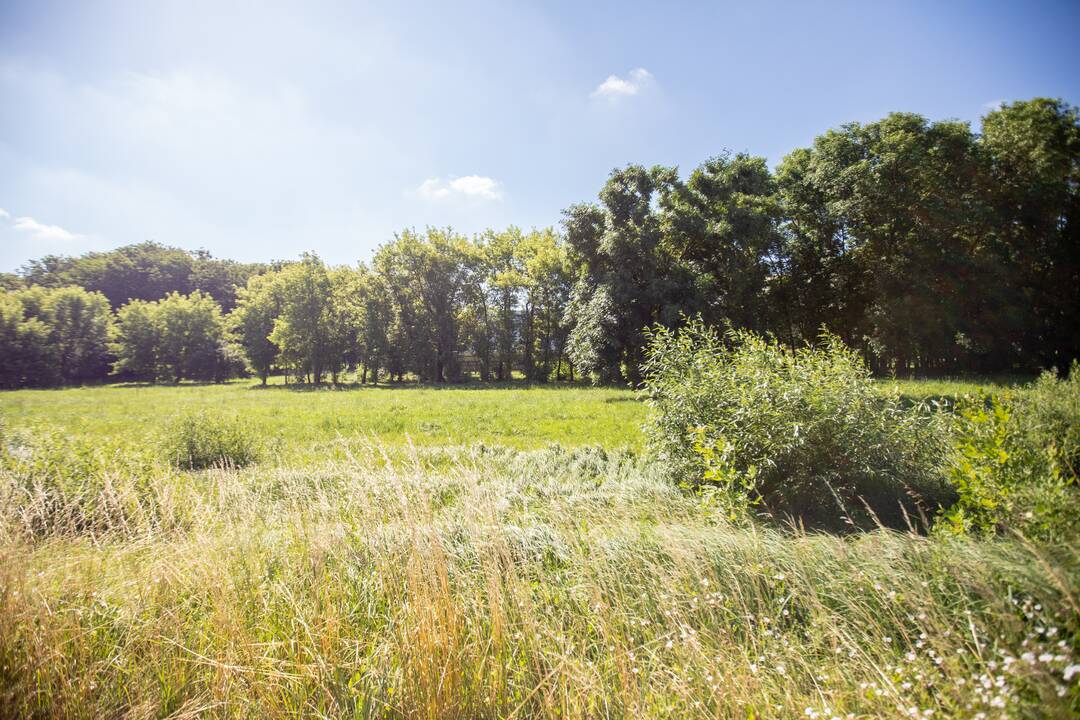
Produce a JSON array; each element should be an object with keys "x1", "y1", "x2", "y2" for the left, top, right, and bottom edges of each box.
[{"x1": 2, "y1": 98, "x2": 1077, "y2": 387}]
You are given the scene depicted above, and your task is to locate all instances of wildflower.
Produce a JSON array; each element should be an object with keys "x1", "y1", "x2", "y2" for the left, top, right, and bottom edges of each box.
[{"x1": 1064, "y1": 664, "x2": 1080, "y2": 681}]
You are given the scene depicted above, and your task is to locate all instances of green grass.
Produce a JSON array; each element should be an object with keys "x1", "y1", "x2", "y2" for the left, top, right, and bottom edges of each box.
[
  {"x1": 0, "y1": 376, "x2": 1020, "y2": 466},
  {"x1": 1, "y1": 375, "x2": 1076, "y2": 719},
  {"x1": 879, "y1": 376, "x2": 1030, "y2": 406},
  {"x1": 0, "y1": 379, "x2": 646, "y2": 465}
]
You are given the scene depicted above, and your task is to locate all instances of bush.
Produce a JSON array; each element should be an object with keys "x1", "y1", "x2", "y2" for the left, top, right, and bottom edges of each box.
[
  {"x1": 641, "y1": 319, "x2": 952, "y2": 528},
  {"x1": 1014, "y1": 361, "x2": 1080, "y2": 476},
  {"x1": 939, "y1": 366, "x2": 1079, "y2": 540},
  {"x1": 161, "y1": 410, "x2": 260, "y2": 470}
]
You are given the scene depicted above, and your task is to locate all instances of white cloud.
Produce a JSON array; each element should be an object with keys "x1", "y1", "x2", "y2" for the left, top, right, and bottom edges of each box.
[
  {"x1": 0, "y1": 208, "x2": 9, "y2": 220},
  {"x1": 12, "y1": 215, "x2": 80, "y2": 241},
  {"x1": 417, "y1": 175, "x2": 503, "y2": 201},
  {"x1": 983, "y1": 99, "x2": 1005, "y2": 111},
  {"x1": 591, "y1": 68, "x2": 653, "y2": 99}
]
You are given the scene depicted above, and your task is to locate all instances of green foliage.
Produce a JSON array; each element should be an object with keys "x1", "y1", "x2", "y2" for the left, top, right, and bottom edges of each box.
[
  {"x1": 641, "y1": 318, "x2": 952, "y2": 527},
  {"x1": 563, "y1": 165, "x2": 681, "y2": 384},
  {"x1": 938, "y1": 366, "x2": 1079, "y2": 540},
  {"x1": 111, "y1": 291, "x2": 233, "y2": 382},
  {"x1": 0, "y1": 286, "x2": 111, "y2": 387},
  {"x1": 1014, "y1": 361, "x2": 1080, "y2": 475},
  {"x1": 230, "y1": 271, "x2": 283, "y2": 383},
  {"x1": 20, "y1": 240, "x2": 266, "y2": 311},
  {"x1": 160, "y1": 410, "x2": 261, "y2": 470}
]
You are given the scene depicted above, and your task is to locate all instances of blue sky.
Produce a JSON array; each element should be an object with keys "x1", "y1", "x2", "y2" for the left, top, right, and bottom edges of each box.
[{"x1": 1, "y1": 0, "x2": 1078, "y2": 271}]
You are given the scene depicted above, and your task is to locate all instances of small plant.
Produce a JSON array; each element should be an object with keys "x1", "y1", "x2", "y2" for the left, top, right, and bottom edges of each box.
[
  {"x1": 641, "y1": 318, "x2": 953, "y2": 528},
  {"x1": 938, "y1": 369, "x2": 1079, "y2": 540},
  {"x1": 161, "y1": 410, "x2": 260, "y2": 470}
]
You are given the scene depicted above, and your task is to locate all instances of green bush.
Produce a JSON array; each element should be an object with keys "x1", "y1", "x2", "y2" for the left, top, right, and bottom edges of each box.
[
  {"x1": 939, "y1": 366, "x2": 1079, "y2": 540},
  {"x1": 641, "y1": 319, "x2": 952, "y2": 528},
  {"x1": 1014, "y1": 361, "x2": 1080, "y2": 475},
  {"x1": 161, "y1": 410, "x2": 260, "y2": 470}
]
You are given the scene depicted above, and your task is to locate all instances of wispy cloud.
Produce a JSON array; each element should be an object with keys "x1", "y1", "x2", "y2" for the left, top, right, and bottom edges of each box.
[
  {"x1": 591, "y1": 68, "x2": 654, "y2": 99},
  {"x1": 0, "y1": 208, "x2": 9, "y2": 220},
  {"x1": 11, "y1": 215, "x2": 80, "y2": 241},
  {"x1": 983, "y1": 99, "x2": 1006, "y2": 111},
  {"x1": 417, "y1": 175, "x2": 503, "y2": 201}
]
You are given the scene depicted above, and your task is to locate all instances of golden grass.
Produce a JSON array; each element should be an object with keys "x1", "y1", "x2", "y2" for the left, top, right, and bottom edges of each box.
[{"x1": 1, "y1": 444, "x2": 1076, "y2": 718}]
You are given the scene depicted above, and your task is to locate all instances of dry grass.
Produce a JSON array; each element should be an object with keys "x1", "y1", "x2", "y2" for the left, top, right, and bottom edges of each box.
[{"x1": 0, "y1": 443, "x2": 1076, "y2": 719}]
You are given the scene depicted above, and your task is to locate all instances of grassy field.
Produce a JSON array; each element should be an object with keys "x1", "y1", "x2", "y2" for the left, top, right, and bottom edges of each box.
[
  {"x1": 1, "y1": 376, "x2": 1077, "y2": 719},
  {"x1": 0, "y1": 379, "x2": 647, "y2": 464},
  {"x1": 0, "y1": 375, "x2": 1016, "y2": 462}
]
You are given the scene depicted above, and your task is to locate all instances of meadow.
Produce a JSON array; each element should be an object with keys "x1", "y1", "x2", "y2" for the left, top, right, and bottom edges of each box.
[
  {"x1": 0, "y1": 380, "x2": 646, "y2": 464},
  {"x1": 1, "y1": 375, "x2": 1077, "y2": 719},
  {"x1": 0, "y1": 375, "x2": 1007, "y2": 462}
]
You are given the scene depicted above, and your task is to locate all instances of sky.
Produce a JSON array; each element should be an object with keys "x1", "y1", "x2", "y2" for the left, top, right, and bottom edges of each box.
[{"x1": 1, "y1": 0, "x2": 1078, "y2": 271}]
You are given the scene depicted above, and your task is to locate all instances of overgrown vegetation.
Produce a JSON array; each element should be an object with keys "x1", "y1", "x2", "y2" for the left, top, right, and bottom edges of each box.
[
  {"x1": 939, "y1": 365, "x2": 1080, "y2": 540},
  {"x1": 0, "y1": 364, "x2": 1078, "y2": 716},
  {"x1": 0, "y1": 443, "x2": 1077, "y2": 719},
  {"x1": 641, "y1": 320, "x2": 954, "y2": 529},
  {"x1": 160, "y1": 409, "x2": 261, "y2": 470}
]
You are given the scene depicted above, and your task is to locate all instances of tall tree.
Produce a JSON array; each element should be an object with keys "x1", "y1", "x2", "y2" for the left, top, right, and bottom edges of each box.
[
  {"x1": 661, "y1": 153, "x2": 781, "y2": 331},
  {"x1": 981, "y1": 98, "x2": 1080, "y2": 371},
  {"x1": 231, "y1": 272, "x2": 284, "y2": 384},
  {"x1": 564, "y1": 164, "x2": 680, "y2": 384},
  {"x1": 269, "y1": 254, "x2": 337, "y2": 384}
]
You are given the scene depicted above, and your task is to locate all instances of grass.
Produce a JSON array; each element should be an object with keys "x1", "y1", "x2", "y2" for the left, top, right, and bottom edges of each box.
[
  {"x1": 0, "y1": 378, "x2": 646, "y2": 465},
  {"x1": 1, "y1": 376, "x2": 1076, "y2": 718},
  {"x1": 883, "y1": 376, "x2": 1032, "y2": 407}
]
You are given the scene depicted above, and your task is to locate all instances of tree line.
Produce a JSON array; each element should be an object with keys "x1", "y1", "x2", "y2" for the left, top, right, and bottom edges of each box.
[{"x1": 1, "y1": 98, "x2": 1077, "y2": 387}]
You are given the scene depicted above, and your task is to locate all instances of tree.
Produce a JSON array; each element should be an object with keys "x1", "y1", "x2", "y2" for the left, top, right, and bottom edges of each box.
[
  {"x1": 661, "y1": 153, "x2": 781, "y2": 331},
  {"x1": 0, "y1": 286, "x2": 110, "y2": 386},
  {"x1": 111, "y1": 291, "x2": 233, "y2": 383},
  {"x1": 231, "y1": 272, "x2": 284, "y2": 384},
  {"x1": 111, "y1": 300, "x2": 161, "y2": 380},
  {"x1": 981, "y1": 98, "x2": 1080, "y2": 371},
  {"x1": 351, "y1": 265, "x2": 392, "y2": 384},
  {"x1": 20, "y1": 241, "x2": 266, "y2": 311},
  {"x1": 520, "y1": 228, "x2": 573, "y2": 381},
  {"x1": 0, "y1": 292, "x2": 54, "y2": 387},
  {"x1": 563, "y1": 165, "x2": 680, "y2": 384},
  {"x1": 268, "y1": 254, "x2": 339, "y2": 384},
  {"x1": 43, "y1": 286, "x2": 112, "y2": 383},
  {"x1": 373, "y1": 229, "x2": 473, "y2": 383}
]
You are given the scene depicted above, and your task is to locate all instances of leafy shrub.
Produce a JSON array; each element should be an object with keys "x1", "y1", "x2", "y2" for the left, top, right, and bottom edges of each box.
[
  {"x1": 161, "y1": 410, "x2": 260, "y2": 470},
  {"x1": 1013, "y1": 362, "x2": 1080, "y2": 476},
  {"x1": 641, "y1": 319, "x2": 952, "y2": 528},
  {"x1": 939, "y1": 367, "x2": 1079, "y2": 540}
]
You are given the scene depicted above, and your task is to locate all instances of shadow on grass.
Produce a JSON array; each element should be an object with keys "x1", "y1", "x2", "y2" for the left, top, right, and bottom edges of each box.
[
  {"x1": 245, "y1": 378, "x2": 608, "y2": 393},
  {"x1": 884, "y1": 374, "x2": 1035, "y2": 409}
]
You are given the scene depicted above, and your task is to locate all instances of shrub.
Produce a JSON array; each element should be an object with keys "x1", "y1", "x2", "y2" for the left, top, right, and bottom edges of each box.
[
  {"x1": 1014, "y1": 361, "x2": 1080, "y2": 476},
  {"x1": 161, "y1": 410, "x2": 260, "y2": 470},
  {"x1": 939, "y1": 366, "x2": 1079, "y2": 540},
  {"x1": 641, "y1": 319, "x2": 952, "y2": 528}
]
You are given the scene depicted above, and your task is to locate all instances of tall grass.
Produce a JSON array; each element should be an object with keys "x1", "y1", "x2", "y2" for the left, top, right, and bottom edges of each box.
[{"x1": 1, "y1": 444, "x2": 1076, "y2": 718}]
